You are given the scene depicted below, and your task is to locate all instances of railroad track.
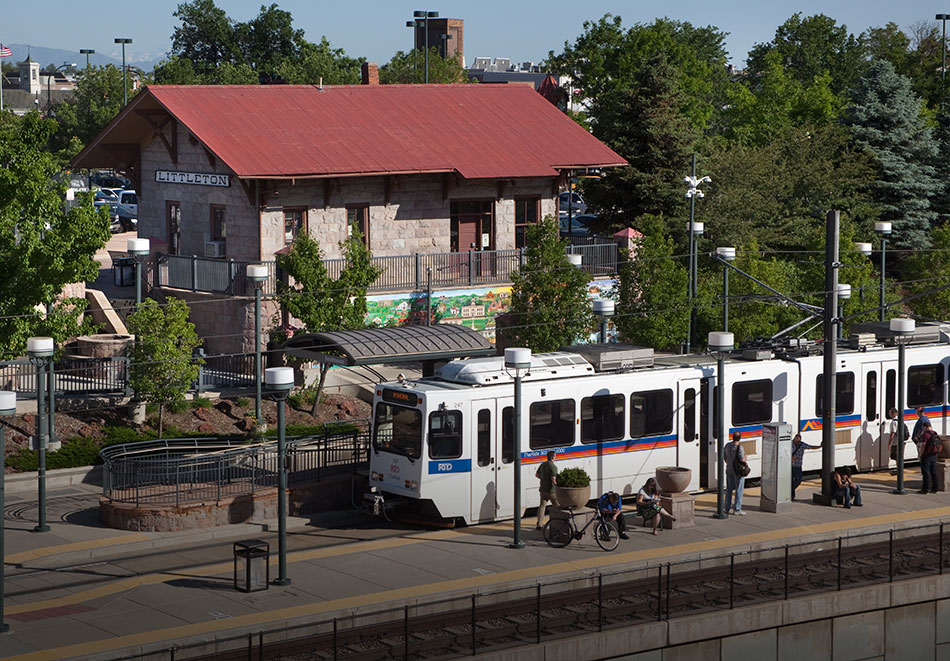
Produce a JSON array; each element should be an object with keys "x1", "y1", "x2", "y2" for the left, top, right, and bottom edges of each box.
[{"x1": 159, "y1": 527, "x2": 949, "y2": 661}]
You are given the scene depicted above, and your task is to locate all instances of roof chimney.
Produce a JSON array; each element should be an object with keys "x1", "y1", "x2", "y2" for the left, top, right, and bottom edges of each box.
[{"x1": 361, "y1": 62, "x2": 379, "y2": 85}]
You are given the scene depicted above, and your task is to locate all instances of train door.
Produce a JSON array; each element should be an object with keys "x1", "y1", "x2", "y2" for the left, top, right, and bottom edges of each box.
[
  {"x1": 858, "y1": 362, "x2": 888, "y2": 470},
  {"x1": 678, "y1": 379, "x2": 701, "y2": 491},
  {"x1": 470, "y1": 399, "x2": 514, "y2": 522}
]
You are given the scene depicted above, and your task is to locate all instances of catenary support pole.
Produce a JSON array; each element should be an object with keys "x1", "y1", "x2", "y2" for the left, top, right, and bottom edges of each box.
[{"x1": 815, "y1": 210, "x2": 839, "y2": 506}]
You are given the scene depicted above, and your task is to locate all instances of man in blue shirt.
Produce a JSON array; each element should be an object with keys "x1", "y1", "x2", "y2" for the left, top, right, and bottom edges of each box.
[
  {"x1": 791, "y1": 433, "x2": 821, "y2": 500},
  {"x1": 597, "y1": 491, "x2": 628, "y2": 539},
  {"x1": 912, "y1": 407, "x2": 931, "y2": 445}
]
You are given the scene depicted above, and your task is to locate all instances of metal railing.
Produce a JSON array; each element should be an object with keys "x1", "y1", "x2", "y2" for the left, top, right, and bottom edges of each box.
[
  {"x1": 99, "y1": 422, "x2": 370, "y2": 506},
  {"x1": 157, "y1": 244, "x2": 620, "y2": 297},
  {"x1": 108, "y1": 519, "x2": 950, "y2": 661}
]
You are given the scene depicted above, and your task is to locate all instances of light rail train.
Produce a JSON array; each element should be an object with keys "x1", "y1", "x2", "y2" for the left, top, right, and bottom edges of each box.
[{"x1": 366, "y1": 323, "x2": 949, "y2": 524}]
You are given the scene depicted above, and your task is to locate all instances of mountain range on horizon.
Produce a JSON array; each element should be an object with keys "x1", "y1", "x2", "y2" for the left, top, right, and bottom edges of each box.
[{"x1": 1, "y1": 43, "x2": 166, "y2": 72}]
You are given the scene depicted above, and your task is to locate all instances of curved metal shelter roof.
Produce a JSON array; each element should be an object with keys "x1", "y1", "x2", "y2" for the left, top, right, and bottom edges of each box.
[{"x1": 282, "y1": 325, "x2": 495, "y2": 367}]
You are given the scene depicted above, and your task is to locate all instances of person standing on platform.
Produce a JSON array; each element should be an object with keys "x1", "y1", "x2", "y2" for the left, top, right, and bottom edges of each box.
[
  {"x1": 917, "y1": 421, "x2": 942, "y2": 494},
  {"x1": 535, "y1": 451, "x2": 559, "y2": 529},
  {"x1": 912, "y1": 406, "x2": 931, "y2": 446},
  {"x1": 888, "y1": 407, "x2": 911, "y2": 468},
  {"x1": 790, "y1": 433, "x2": 821, "y2": 500},
  {"x1": 724, "y1": 431, "x2": 748, "y2": 515}
]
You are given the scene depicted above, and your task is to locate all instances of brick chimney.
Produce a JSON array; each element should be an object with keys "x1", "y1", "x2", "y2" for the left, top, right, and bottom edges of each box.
[{"x1": 361, "y1": 62, "x2": 379, "y2": 85}]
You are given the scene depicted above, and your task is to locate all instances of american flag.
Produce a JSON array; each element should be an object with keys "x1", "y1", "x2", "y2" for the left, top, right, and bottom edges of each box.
[{"x1": 0, "y1": 44, "x2": 11, "y2": 58}]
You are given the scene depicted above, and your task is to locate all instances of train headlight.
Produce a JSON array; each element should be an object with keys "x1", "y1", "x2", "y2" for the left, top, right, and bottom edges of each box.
[{"x1": 404, "y1": 480, "x2": 419, "y2": 490}]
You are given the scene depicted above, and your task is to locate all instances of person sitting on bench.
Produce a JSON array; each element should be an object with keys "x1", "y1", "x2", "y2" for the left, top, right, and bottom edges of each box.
[
  {"x1": 596, "y1": 491, "x2": 628, "y2": 540},
  {"x1": 833, "y1": 466, "x2": 862, "y2": 508}
]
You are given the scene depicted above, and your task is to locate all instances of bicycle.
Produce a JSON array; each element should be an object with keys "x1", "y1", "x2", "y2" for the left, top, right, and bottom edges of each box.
[{"x1": 542, "y1": 508, "x2": 620, "y2": 551}]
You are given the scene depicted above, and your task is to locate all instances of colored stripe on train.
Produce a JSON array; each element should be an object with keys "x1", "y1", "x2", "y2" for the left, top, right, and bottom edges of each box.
[
  {"x1": 521, "y1": 434, "x2": 679, "y2": 465},
  {"x1": 798, "y1": 415, "x2": 861, "y2": 432}
]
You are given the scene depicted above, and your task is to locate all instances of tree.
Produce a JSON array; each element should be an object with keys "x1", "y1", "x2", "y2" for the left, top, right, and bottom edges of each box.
[
  {"x1": 126, "y1": 297, "x2": 202, "y2": 437},
  {"x1": 615, "y1": 215, "x2": 689, "y2": 351},
  {"x1": 0, "y1": 112, "x2": 109, "y2": 358},
  {"x1": 746, "y1": 13, "x2": 867, "y2": 97},
  {"x1": 548, "y1": 15, "x2": 729, "y2": 132},
  {"x1": 841, "y1": 59, "x2": 941, "y2": 249},
  {"x1": 276, "y1": 230, "x2": 381, "y2": 411},
  {"x1": 170, "y1": 0, "x2": 241, "y2": 76},
  {"x1": 582, "y1": 54, "x2": 697, "y2": 235},
  {"x1": 277, "y1": 37, "x2": 363, "y2": 85},
  {"x1": 903, "y1": 223, "x2": 950, "y2": 321},
  {"x1": 379, "y1": 47, "x2": 469, "y2": 84},
  {"x1": 505, "y1": 215, "x2": 593, "y2": 352},
  {"x1": 234, "y1": 3, "x2": 305, "y2": 78}
]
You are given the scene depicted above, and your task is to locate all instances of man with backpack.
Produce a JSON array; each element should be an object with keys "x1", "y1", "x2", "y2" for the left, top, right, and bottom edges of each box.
[
  {"x1": 887, "y1": 407, "x2": 911, "y2": 467},
  {"x1": 917, "y1": 421, "x2": 942, "y2": 494}
]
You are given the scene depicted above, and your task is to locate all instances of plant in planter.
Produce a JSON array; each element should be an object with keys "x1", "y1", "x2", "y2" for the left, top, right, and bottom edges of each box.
[{"x1": 555, "y1": 467, "x2": 591, "y2": 508}]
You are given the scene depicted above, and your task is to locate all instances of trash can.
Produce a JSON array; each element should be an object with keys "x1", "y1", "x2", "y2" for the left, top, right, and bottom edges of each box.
[
  {"x1": 113, "y1": 258, "x2": 134, "y2": 287},
  {"x1": 233, "y1": 540, "x2": 269, "y2": 592}
]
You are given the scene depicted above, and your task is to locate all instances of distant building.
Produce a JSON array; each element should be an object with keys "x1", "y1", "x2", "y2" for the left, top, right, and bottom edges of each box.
[
  {"x1": 410, "y1": 17, "x2": 464, "y2": 66},
  {"x1": 1, "y1": 56, "x2": 76, "y2": 115}
]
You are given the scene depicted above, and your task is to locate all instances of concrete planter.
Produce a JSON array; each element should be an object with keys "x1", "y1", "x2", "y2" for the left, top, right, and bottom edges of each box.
[
  {"x1": 655, "y1": 466, "x2": 691, "y2": 494},
  {"x1": 554, "y1": 485, "x2": 591, "y2": 509}
]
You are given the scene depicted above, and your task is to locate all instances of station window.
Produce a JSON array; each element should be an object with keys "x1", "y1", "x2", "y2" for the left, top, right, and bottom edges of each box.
[
  {"x1": 630, "y1": 389, "x2": 673, "y2": 438},
  {"x1": 529, "y1": 399, "x2": 575, "y2": 449},
  {"x1": 580, "y1": 394, "x2": 625, "y2": 443},
  {"x1": 815, "y1": 372, "x2": 855, "y2": 416},
  {"x1": 514, "y1": 197, "x2": 540, "y2": 249},
  {"x1": 732, "y1": 379, "x2": 772, "y2": 426},
  {"x1": 476, "y1": 409, "x2": 491, "y2": 467},
  {"x1": 210, "y1": 204, "x2": 226, "y2": 255},
  {"x1": 908, "y1": 364, "x2": 945, "y2": 407},
  {"x1": 283, "y1": 207, "x2": 306, "y2": 246},
  {"x1": 347, "y1": 205, "x2": 369, "y2": 247},
  {"x1": 428, "y1": 410, "x2": 463, "y2": 460}
]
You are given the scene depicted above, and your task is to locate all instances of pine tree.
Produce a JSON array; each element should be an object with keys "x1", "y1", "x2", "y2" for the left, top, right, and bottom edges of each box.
[
  {"x1": 842, "y1": 59, "x2": 941, "y2": 249},
  {"x1": 583, "y1": 54, "x2": 697, "y2": 235},
  {"x1": 505, "y1": 215, "x2": 594, "y2": 352},
  {"x1": 904, "y1": 223, "x2": 950, "y2": 321}
]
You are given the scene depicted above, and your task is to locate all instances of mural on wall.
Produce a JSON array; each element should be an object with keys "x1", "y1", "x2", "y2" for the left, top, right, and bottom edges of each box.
[{"x1": 365, "y1": 279, "x2": 618, "y2": 343}]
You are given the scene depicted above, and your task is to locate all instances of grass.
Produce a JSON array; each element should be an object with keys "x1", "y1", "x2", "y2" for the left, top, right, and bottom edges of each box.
[
  {"x1": 234, "y1": 397, "x2": 250, "y2": 408},
  {"x1": 287, "y1": 389, "x2": 318, "y2": 410}
]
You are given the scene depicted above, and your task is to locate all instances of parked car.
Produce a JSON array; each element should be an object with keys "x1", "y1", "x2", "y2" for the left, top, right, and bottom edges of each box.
[
  {"x1": 91, "y1": 172, "x2": 131, "y2": 190},
  {"x1": 559, "y1": 213, "x2": 598, "y2": 235},
  {"x1": 115, "y1": 204, "x2": 137, "y2": 232},
  {"x1": 93, "y1": 189, "x2": 119, "y2": 205},
  {"x1": 116, "y1": 190, "x2": 137, "y2": 216},
  {"x1": 558, "y1": 191, "x2": 587, "y2": 214}
]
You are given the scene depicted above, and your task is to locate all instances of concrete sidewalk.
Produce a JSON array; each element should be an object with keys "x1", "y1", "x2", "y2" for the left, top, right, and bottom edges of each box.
[{"x1": 3, "y1": 471, "x2": 950, "y2": 660}]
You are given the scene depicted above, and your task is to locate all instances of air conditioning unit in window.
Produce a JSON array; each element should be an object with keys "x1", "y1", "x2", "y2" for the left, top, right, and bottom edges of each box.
[{"x1": 204, "y1": 241, "x2": 226, "y2": 258}]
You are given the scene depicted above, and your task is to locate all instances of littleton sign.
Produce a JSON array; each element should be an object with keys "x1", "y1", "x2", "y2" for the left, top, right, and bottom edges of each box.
[{"x1": 155, "y1": 170, "x2": 230, "y2": 187}]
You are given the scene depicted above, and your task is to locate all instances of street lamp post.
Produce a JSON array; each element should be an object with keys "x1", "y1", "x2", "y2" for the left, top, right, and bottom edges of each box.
[
  {"x1": 247, "y1": 265, "x2": 269, "y2": 427},
  {"x1": 684, "y1": 157, "x2": 711, "y2": 353},
  {"x1": 265, "y1": 367, "x2": 294, "y2": 585},
  {"x1": 836, "y1": 284, "x2": 851, "y2": 341},
  {"x1": 128, "y1": 238, "x2": 149, "y2": 308},
  {"x1": 716, "y1": 247, "x2": 736, "y2": 332},
  {"x1": 46, "y1": 62, "x2": 75, "y2": 114},
  {"x1": 27, "y1": 337, "x2": 53, "y2": 533},
  {"x1": 79, "y1": 49, "x2": 95, "y2": 69},
  {"x1": 891, "y1": 318, "x2": 914, "y2": 495},
  {"x1": 114, "y1": 38, "x2": 132, "y2": 106},
  {"x1": 938, "y1": 14, "x2": 949, "y2": 81},
  {"x1": 876, "y1": 222, "x2": 892, "y2": 322},
  {"x1": 593, "y1": 299, "x2": 614, "y2": 343},
  {"x1": 0, "y1": 390, "x2": 15, "y2": 633},
  {"x1": 505, "y1": 348, "x2": 531, "y2": 549},
  {"x1": 708, "y1": 332, "x2": 733, "y2": 520},
  {"x1": 405, "y1": 21, "x2": 418, "y2": 75},
  {"x1": 411, "y1": 10, "x2": 439, "y2": 84}
]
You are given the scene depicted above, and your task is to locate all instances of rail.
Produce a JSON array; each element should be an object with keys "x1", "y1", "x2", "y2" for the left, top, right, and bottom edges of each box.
[
  {"x1": 156, "y1": 244, "x2": 620, "y2": 297},
  {"x1": 108, "y1": 519, "x2": 950, "y2": 661},
  {"x1": 99, "y1": 420, "x2": 371, "y2": 506}
]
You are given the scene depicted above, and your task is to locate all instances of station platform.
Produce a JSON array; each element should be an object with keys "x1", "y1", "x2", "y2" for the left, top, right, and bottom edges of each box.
[{"x1": 3, "y1": 470, "x2": 950, "y2": 660}]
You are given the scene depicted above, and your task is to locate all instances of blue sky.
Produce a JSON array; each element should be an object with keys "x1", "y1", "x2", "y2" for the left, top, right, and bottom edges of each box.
[{"x1": 3, "y1": 0, "x2": 946, "y2": 67}]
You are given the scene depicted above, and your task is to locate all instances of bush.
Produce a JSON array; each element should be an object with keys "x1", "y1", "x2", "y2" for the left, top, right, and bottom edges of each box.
[
  {"x1": 287, "y1": 389, "x2": 317, "y2": 410},
  {"x1": 192, "y1": 396, "x2": 213, "y2": 409},
  {"x1": 234, "y1": 397, "x2": 250, "y2": 408},
  {"x1": 166, "y1": 400, "x2": 191, "y2": 414},
  {"x1": 557, "y1": 467, "x2": 590, "y2": 488}
]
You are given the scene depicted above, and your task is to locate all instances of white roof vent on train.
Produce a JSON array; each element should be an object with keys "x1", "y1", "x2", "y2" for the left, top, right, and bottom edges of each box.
[{"x1": 436, "y1": 352, "x2": 594, "y2": 385}]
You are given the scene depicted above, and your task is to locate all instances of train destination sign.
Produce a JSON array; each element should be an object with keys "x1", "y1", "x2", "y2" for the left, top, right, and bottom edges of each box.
[
  {"x1": 382, "y1": 388, "x2": 418, "y2": 407},
  {"x1": 155, "y1": 170, "x2": 231, "y2": 187}
]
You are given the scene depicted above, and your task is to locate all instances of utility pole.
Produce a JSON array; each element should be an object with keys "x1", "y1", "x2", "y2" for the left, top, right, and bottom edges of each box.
[{"x1": 814, "y1": 210, "x2": 839, "y2": 506}]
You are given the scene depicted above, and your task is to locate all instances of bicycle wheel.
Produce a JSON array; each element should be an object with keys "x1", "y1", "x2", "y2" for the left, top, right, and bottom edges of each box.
[
  {"x1": 543, "y1": 518, "x2": 573, "y2": 548},
  {"x1": 595, "y1": 520, "x2": 620, "y2": 551}
]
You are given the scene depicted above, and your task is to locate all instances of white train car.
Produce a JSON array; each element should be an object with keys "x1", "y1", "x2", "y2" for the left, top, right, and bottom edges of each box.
[{"x1": 367, "y1": 327, "x2": 950, "y2": 524}]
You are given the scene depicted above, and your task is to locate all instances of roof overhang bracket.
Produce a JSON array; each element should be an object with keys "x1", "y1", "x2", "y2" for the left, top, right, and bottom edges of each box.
[
  {"x1": 384, "y1": 175, "x2": 395, "y2": 205},
  {"x1": 100, "y1": 143, "x2": 141, "y2": 190},
  {"x1": 134, "y1": 110, "x2": 176, "y2": 165},
  {"x1": 496, "y1": 179, "x2": 508, "y2": 201},
  {"x1": 239, "y1": 179, "x2": 256, "y2": 208},
  {"x1": 202, "y1": 145, "x2": 216, "y2": 168},
  {"x1": 442, "y1": 172, "x2": 458, "y2": 201},
  {"x1": 323, "y1": 178, "x2": 339, "y2": 209}
]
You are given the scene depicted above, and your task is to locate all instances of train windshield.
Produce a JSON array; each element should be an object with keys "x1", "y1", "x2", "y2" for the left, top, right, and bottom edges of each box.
[{"x1": 373, "y1": 402, "x2": 422, "y2": 459}]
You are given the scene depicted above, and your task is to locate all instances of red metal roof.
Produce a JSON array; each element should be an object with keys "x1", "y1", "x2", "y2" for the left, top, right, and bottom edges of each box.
[{"x1": 112, "y1": 84, "x2": 625, "y2": 180}]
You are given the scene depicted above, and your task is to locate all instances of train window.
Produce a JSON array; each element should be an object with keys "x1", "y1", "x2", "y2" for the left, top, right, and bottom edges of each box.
[
  {"x1": 886, "y1": 369, "x2": 896, "y2": 413},
  {"x1": 373, "y1": 403, "x2": 422, "y2": 459},
  {"x1": 529, "y1": 399, "x2": 575, "y2": 449},
  {"x1": 428, "y1": 410, "x2": 463, "y2": 459},
  {"x1": 732, "y1": 380, "x2": 772, "y2": 426},
  {"x1": 908, "y1": 364, "x2": 945, "y2": 406},
  {"x1": 815, "y1": 372, "x2": 855, "y2": 415},
  {"x1": 630, "y1": 389, "x2": 673, "y2": 438},
  {"x1": 502, "y1": 407, "x2": 514, "y2": 463},
  {"x1": 684, "y1": 388, "x2": 696, "y2": 442},
  {"x1": 477, "y1": 409, "x2": 491, "y2": 467},
  {"x1": 581, "y1": 394, "x2": 625, "y2": 443},
  {"x1": 866, "y1": 371, "x2": 877, "y2": 421}
]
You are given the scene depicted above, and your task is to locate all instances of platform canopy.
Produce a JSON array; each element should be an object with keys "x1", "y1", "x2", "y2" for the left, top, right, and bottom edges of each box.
[{"x1": 282, "y1": 325, "x2": 495, "y2": 367}]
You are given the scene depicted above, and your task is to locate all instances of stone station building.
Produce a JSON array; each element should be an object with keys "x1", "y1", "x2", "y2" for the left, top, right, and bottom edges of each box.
[{"x1": 72, "y1": 76, "x2": 625, "y2": 353}]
